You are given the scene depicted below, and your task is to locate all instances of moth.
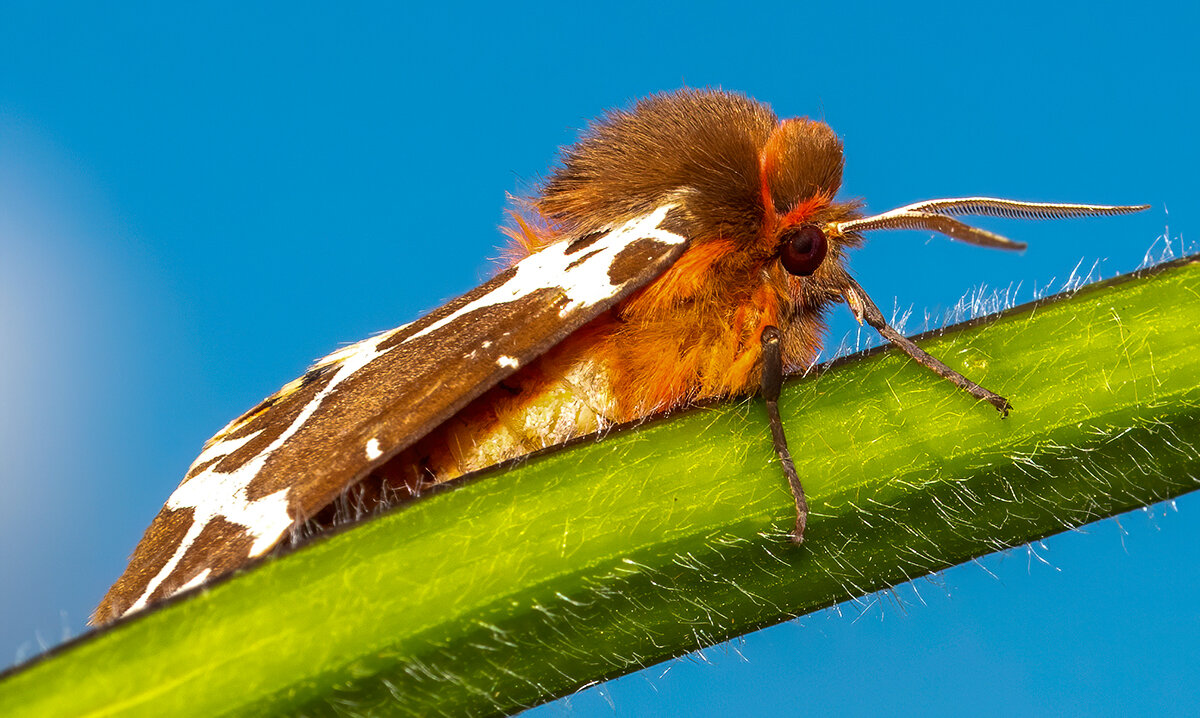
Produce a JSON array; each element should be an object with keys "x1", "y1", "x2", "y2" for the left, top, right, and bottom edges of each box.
[{"x1": 93, "y1": 89, "x2": 1146, "y2": 624}]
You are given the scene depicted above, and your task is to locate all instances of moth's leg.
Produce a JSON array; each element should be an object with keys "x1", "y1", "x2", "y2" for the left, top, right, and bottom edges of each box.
[
  {"x1": 761, "y1": 326, "x2": 808, "y2": 544},
  {"x1": 842, "y1": 277, "x2": 1011, "y2": 416}
]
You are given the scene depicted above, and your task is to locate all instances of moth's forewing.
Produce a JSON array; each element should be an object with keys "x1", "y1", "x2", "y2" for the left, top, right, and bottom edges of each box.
[{"x1": 95, "y1": 204, "x2": 690, "y2": 622}]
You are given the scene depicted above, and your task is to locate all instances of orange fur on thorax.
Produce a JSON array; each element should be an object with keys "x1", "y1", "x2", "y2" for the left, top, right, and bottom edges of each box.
[
  {"x1": 356, "y1": 145, "x2": 839, "y2": 509},
  {"x1": 352, "y1": 233, "x2": 807, "y2": 511}
]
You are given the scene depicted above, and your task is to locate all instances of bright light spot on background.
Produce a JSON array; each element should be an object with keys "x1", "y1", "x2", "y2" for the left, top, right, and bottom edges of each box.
[{"x1": 0, "y1": 115, "x2": 151, "y2": 656}]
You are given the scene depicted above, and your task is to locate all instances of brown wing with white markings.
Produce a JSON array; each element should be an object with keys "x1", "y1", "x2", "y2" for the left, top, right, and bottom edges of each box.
[{"x1": 94, "y1": 203, "x2": 691, "y2": 623}]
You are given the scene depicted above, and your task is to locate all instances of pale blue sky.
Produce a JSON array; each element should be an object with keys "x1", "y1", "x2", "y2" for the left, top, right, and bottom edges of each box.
[{"x1": 1, "y1": 2, "x2": 1196, "y2": 714}]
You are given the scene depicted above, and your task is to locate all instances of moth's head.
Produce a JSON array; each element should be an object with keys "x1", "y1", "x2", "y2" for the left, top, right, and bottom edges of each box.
[
  {"x1": 757, "y1": 116, "x2": 1151, "y2": 285},
  {"x1": 757, "y1": 117, "x2": 862, "y2": 282}
]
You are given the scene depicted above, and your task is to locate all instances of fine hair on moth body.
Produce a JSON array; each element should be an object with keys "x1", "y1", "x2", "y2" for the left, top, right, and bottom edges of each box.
[{"x1": 92, "y1": 89, "x2": 1147, "y2": 624}]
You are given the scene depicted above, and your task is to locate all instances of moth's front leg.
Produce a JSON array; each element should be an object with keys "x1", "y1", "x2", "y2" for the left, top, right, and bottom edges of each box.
[
  {"x1": 760, "y1": 326, "x2": 808, "y2": 544},
  {"x1": 842, "y1": 277, "x2": 1011, "y2": 415}
]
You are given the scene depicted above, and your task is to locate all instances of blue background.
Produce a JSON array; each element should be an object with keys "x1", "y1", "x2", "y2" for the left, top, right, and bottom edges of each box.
[{"x1": 1, "y1": 2, "x2": 1196, "y2": 715}]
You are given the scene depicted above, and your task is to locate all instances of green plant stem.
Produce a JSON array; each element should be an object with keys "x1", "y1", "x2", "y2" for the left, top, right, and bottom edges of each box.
[{"x1": 3, "y1": 256, "x2": 1198, "y2": 717}]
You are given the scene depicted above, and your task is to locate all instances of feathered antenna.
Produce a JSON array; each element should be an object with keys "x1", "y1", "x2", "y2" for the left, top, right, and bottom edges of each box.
[{"x1": 835, "y1": 198, "x2": 1150, "y2": 250}]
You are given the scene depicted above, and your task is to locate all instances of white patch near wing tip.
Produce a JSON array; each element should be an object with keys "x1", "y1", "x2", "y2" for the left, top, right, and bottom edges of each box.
[
  {"x1": 366, "y1": 437, "x2": 383, "y2": 460},
  {"x1": 125, "y1": 331, "x2": 397, "y2": 617},
  {"x1": 498, "y1": 355, "x2": 520, "y2": 369}
]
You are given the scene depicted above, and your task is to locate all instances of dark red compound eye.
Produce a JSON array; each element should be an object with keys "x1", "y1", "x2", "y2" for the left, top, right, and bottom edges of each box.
[{"x1": 779, "y1": 224, "x2": 828, "y2": 276}]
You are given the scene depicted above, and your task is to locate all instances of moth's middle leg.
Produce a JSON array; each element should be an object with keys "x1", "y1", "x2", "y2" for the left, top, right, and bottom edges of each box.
[{"x1": 760, "y1": 325, "x2": 807, "y2": 544}]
